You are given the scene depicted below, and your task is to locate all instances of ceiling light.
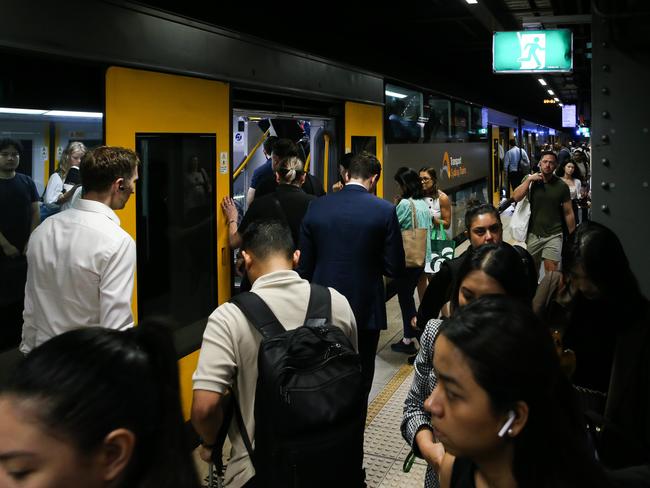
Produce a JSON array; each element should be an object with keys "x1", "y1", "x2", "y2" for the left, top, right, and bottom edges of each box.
[
  {"x1": 553, "y1": 97, "x2": 560, "y2": 102},
  {"x1": 547, "y1": 90, "x2": 555, "y2": 95},
  {"x1": 385, "y1": 90, "x2": 407, "y2": 99},
  {"x1": 0, "y1": 107, "x2": 46, "y2": 115},
  {"x1": 558, "y1": 103, "x2": 564, "y2": 107},
  {"x1": 538, "y1": 78, "x2": 547, "y2": 86},
  {"x1": 44, "y1": 110, "x2": 103, "y2": 118},
  {"x1": 465, "y1": 0, "x2": 478, "y2": 3}
]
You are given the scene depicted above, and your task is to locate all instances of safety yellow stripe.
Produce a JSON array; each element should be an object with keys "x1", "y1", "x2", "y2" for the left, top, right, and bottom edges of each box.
[{"x1": 366, "y1": 364, "x2": 413, "y2": 426}]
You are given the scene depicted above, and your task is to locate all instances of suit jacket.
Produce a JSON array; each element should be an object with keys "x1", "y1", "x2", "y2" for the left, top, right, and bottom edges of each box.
[{"x1": 298, "y1": 184, "x2": 404, "y2": 330}]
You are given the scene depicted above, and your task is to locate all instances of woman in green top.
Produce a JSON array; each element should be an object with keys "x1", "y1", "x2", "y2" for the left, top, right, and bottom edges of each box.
[{"x1": 390, "y1": 167, "x2": 433, "y2": 355}]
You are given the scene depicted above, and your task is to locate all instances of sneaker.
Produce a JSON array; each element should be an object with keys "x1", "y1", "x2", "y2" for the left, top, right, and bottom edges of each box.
[
  {"x1": 407, "y1": 354, "x2": 417, "y2": 365},
  {"x1": 391, "y1": 340, "x2": 417, "y2": 355}
]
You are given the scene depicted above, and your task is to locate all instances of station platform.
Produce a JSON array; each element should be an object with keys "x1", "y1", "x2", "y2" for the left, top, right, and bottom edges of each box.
[{"x1": 196, "y1": 238, "x2": 472, "y2": 487}]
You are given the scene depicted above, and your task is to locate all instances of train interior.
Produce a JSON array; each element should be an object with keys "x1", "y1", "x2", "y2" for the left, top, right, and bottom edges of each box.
[{"x1": 230, "y1": 110, "x2": 338, "y2": 290}]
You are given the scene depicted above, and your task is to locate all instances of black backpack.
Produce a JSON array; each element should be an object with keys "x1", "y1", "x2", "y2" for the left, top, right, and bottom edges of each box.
[{"x1": 229, "y1": 283, "x2": 365, "y2": 488}]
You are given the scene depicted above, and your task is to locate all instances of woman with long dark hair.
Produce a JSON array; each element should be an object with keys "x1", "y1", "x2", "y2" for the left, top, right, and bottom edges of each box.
[
  {"x1": 556, "y1": 159, "x2": 583, "y2": 225},
  {"x1": 402, "y1": 242, "x2": 537, "y2": 488},
  {"x1": 390, "y1": 167, "x2": 433, "y2": 355},
  {"x1": 425, "y1": 296, "x2": 611, "y2": 488},
  {"x1": 0, "y1": 322, "x2": 201, "y2": 488}
]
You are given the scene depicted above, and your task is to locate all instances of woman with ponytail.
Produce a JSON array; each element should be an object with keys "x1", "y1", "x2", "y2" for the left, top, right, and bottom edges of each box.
[{"x1": 0, "y1": 321, "x2": 200, "y2": 488}]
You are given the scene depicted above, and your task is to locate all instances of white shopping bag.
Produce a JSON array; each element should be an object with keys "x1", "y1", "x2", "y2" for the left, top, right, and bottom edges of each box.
[{"x1": 510, "y1": 195, "x2": 531, "y2": 242}]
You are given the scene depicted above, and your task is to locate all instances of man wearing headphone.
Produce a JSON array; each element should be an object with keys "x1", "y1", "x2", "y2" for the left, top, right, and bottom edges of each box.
[{"x1": 21, "y1": 146, "x2": 139, "y2": 354}]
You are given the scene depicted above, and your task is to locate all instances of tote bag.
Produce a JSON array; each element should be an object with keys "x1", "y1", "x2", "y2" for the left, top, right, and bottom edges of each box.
[
  {"x1": 428, "y1": 223, "x2": 456, "y2": 273},
  {"x1": 510, "y1": 187, "x2": 532, "y2": 242},
  {"x1": 401, "y1": 199, "x2": 428, "y2": 268}
]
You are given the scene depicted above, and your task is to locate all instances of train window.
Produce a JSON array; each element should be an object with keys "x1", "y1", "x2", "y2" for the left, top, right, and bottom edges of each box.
[
  {"x1": 423, "y1": 96, "x2": 452, "y2": 142},
  {"x1": 448, "y1": 179, "x2": 489, "y2": 237},
  {"x1": 0, "y1": 111, "x2": 103, "y2": 196},
  {"x1": 385, "y1": 84, "x2": 423, "y2": 143},
  {"x1": 135, "y1": 133, "x2": 217, "y2": 330},
  {"x1": 469, "y1": 105, "x2": 487, "y2": 141},
  {"x1": 351, "y1": 136, "x2": 376, "y2": 156},
  {"x1": 0, "y1": 110, "x2": 103, "y2": 352},
  {"x1": 453, "y1": 102, "x2": 470, "y2": 141}
]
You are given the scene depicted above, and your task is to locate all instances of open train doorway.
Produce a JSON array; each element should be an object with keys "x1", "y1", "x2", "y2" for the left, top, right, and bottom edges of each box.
[{"x1": 230, "y1": 110, "x2": 338, "y2": 291}]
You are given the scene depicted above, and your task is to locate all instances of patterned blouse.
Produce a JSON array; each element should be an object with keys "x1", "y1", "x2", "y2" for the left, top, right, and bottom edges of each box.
[{"x1": 401, "y1": 318, "x2": 442, "y2": 488}]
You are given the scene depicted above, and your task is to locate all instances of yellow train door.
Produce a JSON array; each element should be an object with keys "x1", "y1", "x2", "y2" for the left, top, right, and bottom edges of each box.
[
  {"x1": 105, "y1": 67, "x2": 230, "y2": 419},
  {"x1": 344, "y1": 102, "x2": 384, "y2": 197}
]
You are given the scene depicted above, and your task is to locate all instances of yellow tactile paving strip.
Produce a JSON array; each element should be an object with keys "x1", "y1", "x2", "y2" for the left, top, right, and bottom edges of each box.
[
  {"x1": 364, "y1": 364, "x2": 430, "y2": 487},
  {"x1": 367, "y1": 364, "x2": 414, "y2": 426}
]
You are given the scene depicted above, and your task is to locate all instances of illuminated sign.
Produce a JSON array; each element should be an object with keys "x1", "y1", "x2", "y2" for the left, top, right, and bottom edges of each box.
[
  {"x1": 543, "y1": 99, "x2": 557, "y2": 104},
  {"x1": 493, "y1": 30, "x2": 573, "y2": 73},
  {"x1": 562, "y1": 104, "x2": 577, "y2": 128}
]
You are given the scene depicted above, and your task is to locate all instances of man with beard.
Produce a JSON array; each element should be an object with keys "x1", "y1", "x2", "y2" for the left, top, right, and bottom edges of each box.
[{"x1": 513, "y1": 150, "x2": 575, "y2": 272}]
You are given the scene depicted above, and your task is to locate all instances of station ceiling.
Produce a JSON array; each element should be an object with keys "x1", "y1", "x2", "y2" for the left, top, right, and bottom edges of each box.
[{"x1": 136, "y1": 0, "x2": 592, "y2": 129}]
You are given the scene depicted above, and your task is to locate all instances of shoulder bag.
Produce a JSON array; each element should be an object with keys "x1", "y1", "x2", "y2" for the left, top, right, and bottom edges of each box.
[
  {"x1": 402, "y1": 199, "x2": 428, "y2": 268},
  {"x1": 509, "y1": 182, "x2": 532, "y2": 242},
  {"x1": 428, "y1": 222, "x2": 456, "y2": 273}
]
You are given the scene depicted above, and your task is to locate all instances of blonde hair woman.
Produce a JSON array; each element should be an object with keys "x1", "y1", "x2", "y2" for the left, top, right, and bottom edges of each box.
[{"x1": 42, "y1": 141, "x2": 87, "y2": 205}]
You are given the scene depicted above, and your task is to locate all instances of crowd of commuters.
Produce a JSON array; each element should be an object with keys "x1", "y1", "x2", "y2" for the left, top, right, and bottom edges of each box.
[{"x1": 1, "y1": 135, "x2": 648, "y2": 488}]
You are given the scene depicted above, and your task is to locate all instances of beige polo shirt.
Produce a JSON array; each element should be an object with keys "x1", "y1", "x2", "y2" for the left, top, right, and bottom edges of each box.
[{"x1": 193, "y1": 269, "x2": 357, "y2": 488}]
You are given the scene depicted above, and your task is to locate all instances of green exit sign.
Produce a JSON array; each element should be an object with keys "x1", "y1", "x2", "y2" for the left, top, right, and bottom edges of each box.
[{"x1": 493, "y1": 30, "x2": 573, "y2": 73}]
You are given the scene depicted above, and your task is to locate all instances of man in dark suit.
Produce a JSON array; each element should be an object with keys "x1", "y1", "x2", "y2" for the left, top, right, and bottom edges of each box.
[{"x1": 298, "y1": 151, "x2": 404, "y2": 401}]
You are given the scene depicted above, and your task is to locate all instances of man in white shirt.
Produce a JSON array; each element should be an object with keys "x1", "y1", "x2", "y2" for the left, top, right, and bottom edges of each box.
[
  {"x1": 191, "y1": 220, "x2": 357, "y2": 488},
  {"x1": 21, "y1": 146, "x2": 139, "y2": 354}
]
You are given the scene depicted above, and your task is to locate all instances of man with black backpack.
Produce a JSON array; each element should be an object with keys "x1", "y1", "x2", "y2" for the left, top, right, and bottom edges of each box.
[{"x1": 192, "y1": 220, "x2": 362, "y2": 488}]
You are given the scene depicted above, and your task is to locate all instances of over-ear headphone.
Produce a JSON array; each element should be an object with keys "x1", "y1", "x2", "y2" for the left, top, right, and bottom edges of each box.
[{"x1": 497, "y1": 410, "x2": 516, "y2": 438}]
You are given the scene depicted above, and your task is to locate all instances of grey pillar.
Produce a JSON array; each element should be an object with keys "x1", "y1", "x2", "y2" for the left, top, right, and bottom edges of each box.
[{"x1": 591, "y1": 3, "x2": 650, "y2": 295}]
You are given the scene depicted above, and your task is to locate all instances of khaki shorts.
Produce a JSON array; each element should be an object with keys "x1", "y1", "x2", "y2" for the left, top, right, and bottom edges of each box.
[{"x1": 526, "y1": 232, "x2": 563, "y2": 265}]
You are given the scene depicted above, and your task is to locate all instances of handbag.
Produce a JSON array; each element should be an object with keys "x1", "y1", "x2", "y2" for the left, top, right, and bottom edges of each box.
[
  {"x1": 401, "y1": 199, "x2": 428, "y2": 268},
  {"x1": 428, "y1": 222, "x2": 456, "y2": 273},
  {"x1": 509, "y1": 183, "x2": 532, "y2": 242}
]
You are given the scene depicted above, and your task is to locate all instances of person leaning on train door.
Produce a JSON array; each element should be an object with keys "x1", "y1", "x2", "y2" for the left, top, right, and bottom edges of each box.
[{"x1": 20, "y1": 146, "x2": 139, "y2": 354}]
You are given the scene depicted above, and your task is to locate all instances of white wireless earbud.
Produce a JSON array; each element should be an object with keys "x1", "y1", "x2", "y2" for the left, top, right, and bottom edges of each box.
[{"x1": 497, "y1": 410, "x2": 516, "y2": 438}]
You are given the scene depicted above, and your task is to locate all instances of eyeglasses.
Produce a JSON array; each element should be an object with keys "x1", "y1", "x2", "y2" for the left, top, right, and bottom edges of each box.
[
  {"x1": 0, "y1": 152, "x2": 19, "y2": 158},
  {"x1": 420, "y1": 177, "x2": 432, "y2": 182}
]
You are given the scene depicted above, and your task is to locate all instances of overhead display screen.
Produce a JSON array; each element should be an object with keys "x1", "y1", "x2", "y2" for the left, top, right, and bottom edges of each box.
[
  {"x1": 562, "y1": 104, "x2": 577, "y2": 128},
  {"x1": 493, "y1": 30, "x2": 573, "y2": 73}
]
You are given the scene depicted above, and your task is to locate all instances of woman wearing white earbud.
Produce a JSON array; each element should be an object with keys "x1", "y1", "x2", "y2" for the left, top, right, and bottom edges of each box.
[
  {"x1": 402, "y1": 243, "x2": 536, "y2": 488},
  {"x1": 422, "y1": 296, "x2": 610, "y2": 488}
]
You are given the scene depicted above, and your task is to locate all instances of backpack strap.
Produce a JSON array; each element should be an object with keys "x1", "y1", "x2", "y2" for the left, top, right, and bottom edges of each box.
[
  {"x1": 304, "y1": 284, "x2": 332, "y2": 328},
  {"x1": 229, "y1": 292, "x2": 285, "y2": 339}
]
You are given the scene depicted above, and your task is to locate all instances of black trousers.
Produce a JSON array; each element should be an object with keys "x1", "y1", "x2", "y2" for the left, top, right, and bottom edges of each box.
[
  {"x1": 508, "y1": 170, "x2": 524, "y2": 193},
  {"x1": 0, "y1": 300, "x2": 24, "y2": 352},
  {"x1": 357, "y1": 329, "x2": 381, "y2": 404}
]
